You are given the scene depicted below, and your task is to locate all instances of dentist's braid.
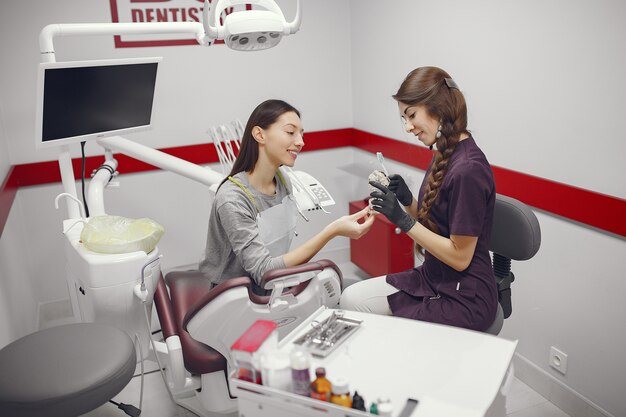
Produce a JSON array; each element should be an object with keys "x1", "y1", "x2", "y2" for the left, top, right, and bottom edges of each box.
[
  {"x1": 393, "y1": 67, "x2": 469, "y2": 254},
  {"x1": 416, "y1": 119, "x2": 461, "y2": 235}
]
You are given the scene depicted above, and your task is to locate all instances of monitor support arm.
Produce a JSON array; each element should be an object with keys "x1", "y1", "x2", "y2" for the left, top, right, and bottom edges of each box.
[{"x1": 39, "y1": 23, "x2": 217, "y2": 219}]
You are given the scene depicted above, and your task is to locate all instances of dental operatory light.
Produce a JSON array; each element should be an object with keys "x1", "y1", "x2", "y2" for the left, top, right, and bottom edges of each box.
[{"x1": 203, "y1": 0, "x2": 301, "y2": 51}]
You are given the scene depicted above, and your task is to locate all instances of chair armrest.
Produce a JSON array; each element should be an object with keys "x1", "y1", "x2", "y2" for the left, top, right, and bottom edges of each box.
[
  {"x1": 182, "y1": 260, "x2": 343, "y2": 329},
  {"x1": 260, "y1": 259, "x2": 343, "y2": 290}
]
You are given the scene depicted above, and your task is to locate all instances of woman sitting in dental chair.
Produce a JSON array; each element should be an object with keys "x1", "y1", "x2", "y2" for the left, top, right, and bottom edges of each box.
[{"x1": 199, "y1": 99, "x2": 374, "y2": 293}]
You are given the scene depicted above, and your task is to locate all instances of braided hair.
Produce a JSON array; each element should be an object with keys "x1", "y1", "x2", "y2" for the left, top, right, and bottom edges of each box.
[{"x1": 392, "y1": 67, "x2": 469, "y2": 254}]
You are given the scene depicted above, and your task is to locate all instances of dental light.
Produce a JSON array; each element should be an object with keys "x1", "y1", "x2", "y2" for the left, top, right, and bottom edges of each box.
[{"x1": 203, "y1": 0, "x2": 301, "y2": 51}]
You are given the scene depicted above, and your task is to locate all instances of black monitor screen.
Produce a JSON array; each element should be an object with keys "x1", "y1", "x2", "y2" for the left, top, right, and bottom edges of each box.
[{"x1": 41, "y1": 62, "x2": 158, "y2": 142}]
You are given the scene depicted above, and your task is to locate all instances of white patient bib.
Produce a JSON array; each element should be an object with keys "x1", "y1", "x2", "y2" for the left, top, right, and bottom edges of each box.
[
  {"x1": 228, "y1": 171, "x2": 298, "y2": 257},
  {"x1": 257, "y1": 193, "x2": 298, "y2": 257}
]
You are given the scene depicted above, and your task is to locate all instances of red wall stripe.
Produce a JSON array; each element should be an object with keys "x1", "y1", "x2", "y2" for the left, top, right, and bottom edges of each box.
[
  {"x1": 350, "y1": 129, "x2": 625, "y2": 237},
  {"x1": 0, "y1": 167, "x2": 19, "y2": 237},
  {"x1": 1, "y1": 128, "x2": 625, "y2": 238},
  {"x1": 491, "y1": 165, "x2": 625, "y2": 237}
]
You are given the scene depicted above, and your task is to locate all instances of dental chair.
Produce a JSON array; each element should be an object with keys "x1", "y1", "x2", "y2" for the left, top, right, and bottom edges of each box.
[
  {"x1": 485, "y1": 194, "x2": 541, "y2": 335},
  {"x1": 152, "y1": 259, "x2": 342, "y2": 416}
]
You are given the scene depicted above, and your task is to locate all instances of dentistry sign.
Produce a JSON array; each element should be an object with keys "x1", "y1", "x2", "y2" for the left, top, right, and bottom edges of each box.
[{"x1": 109, "y1": 0, "x2": 251, "y2": 48}]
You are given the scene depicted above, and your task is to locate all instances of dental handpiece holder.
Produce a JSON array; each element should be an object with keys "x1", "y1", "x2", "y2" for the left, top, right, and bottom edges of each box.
[{"x1": 62, "y1": 217, "x2": 162, "y2": 360}]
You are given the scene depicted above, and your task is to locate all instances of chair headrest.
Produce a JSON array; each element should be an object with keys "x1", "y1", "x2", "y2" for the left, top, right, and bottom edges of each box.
[{"x1": 490, "y1": 194, "x2": 541, "y2": 261}]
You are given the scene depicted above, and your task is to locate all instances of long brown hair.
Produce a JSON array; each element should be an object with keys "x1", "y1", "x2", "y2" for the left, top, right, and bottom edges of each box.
[
  {"x1": 393, "y1": 67, "x2": 469, "y2": 252},
  {"x1": 220, "y1": 99, "x2": 300, "y2": 187}
]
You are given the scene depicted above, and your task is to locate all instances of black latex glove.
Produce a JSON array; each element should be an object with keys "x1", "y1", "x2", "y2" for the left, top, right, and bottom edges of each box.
[
  {"x1": 369, "y1": 181, "x2": 416, "y2": 233},
  {"x1": 388, "y1": 174, "x2": 413, "y2": 206}
]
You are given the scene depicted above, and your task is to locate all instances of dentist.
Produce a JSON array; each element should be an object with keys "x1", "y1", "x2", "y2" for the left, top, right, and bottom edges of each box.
[{"x1": 340, "y1": 67, "x2": 498, "y2": 332}]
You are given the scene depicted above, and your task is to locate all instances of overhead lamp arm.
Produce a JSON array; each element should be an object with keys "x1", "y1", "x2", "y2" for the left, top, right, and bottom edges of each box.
[
  {"x1": 287, "y1": 0, "x2": 301, "y2": 34},
  {"x1": 39, "y1": 22, "x2": 210, "y2": 62}
]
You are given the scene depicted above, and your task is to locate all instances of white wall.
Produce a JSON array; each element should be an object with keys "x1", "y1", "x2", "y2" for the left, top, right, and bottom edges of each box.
[
  {"x1": 350, "y1": 0, "x2": 626, "y2": 200},
  {"x1": 0, "y1": 104, "x2": 9, "y2": 181},
  {"x1": 0, "y1": 99, "x2": 33, "y2": 348},
  {"x1": 0, "y1": 195, "x2": 39, "y2": 348},
  {"x1": 350, "y1": 1, "x2": 626, "y2": 416}
]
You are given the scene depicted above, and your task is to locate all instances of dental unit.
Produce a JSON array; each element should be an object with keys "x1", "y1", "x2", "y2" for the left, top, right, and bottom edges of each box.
[{"x1": 30, "y1": 2, "x2": 346, "y2": 417}]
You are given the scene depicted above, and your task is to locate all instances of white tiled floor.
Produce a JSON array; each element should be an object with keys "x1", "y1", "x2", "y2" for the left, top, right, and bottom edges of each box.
[{"x1": 506, "y1": 378, "x2": 571, "y2": 417}]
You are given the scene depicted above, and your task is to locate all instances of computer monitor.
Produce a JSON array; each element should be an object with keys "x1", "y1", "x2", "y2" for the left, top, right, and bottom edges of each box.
[{"x1": 35, "y1": 57, "x2": 162, "y2": 148}]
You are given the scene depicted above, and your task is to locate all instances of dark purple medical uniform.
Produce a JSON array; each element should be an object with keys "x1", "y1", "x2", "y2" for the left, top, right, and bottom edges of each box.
[{"x1": 386, "y1": 137, "x2": 498, "y2": 331}]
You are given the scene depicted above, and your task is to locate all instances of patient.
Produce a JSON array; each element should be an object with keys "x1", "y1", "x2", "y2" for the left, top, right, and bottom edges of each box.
[{"x1": 199, "y1": 99, "x2": 374, "y2": 292}]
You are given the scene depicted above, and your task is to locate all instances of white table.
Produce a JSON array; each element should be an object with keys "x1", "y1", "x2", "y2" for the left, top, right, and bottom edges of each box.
[{"x1": 231, "y1": 307, "x2": 517, "y2": 417}]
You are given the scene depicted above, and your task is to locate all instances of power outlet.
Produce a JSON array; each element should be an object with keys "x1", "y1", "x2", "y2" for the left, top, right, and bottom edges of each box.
[{"x1": 549, "y1": 346, "x2": 568, "y2": 374}]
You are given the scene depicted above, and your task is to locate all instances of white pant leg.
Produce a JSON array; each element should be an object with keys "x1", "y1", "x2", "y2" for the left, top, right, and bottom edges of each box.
[{"x1": 339, "y1": 276, "x2": 398, "y2": 315}]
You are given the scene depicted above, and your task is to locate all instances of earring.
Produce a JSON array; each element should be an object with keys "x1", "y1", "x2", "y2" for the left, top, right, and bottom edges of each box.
[{"x1": 436, "y1": 124, "x2": 442, "y2": 139}]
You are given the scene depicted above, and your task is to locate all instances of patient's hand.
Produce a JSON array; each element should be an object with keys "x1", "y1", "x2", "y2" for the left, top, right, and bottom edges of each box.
[{"x1": 331, "y1": 206, "x2": 375, "y2": 239}]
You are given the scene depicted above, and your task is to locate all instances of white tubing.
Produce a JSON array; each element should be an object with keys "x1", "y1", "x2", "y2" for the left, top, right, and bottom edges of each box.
[
  {"x1": 58, "y1": 147, "x2": 82, "y2": 219},
  {"x1": 143, "y1": 304, "x2": 177, "y2": 403},
  {"x1": 87, "y1": 157, "x2": 118, "y2": 216},
  {"x1": 134, "y1": 333, "x2": 145, "y2": 411}
]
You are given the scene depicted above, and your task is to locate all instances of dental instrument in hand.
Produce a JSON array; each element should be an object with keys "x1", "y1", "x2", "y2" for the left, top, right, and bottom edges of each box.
[{"x1": 376, "y1": 152, "x2": 390, "y2": 178}]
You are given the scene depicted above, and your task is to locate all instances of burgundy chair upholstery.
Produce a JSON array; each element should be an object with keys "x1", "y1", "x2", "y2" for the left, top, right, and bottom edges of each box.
[
  {"x1": 182, "y1": 260, "x2": 343, "y2": 331},
  {"x1": 154, "y1": 271, "x2": 231, "y2": 374},
  {"x1": 153, "y1": 260, "x2": 343, "y2": 375}
]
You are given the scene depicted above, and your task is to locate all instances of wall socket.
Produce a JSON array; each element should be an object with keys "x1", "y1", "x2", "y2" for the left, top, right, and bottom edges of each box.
[{"x1": 549, "y1": 346, "x2": 568, "y2": 374}]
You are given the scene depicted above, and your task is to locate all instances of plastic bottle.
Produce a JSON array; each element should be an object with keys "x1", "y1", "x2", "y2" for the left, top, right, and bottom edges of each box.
[
  {"x1": 351, "y1": 391, "x2": 366, "y2": 411},
  {"x1": 329, "y1": 376, "x2": 352, "y2": 408},
  {"x1": 377, "y1": 398, "x2": 393, "y2": 417},
  {"x1": 260, "y1": 351, "x2": 291, "y2": 391},
  {"x1": 290, "y1": 347, "x2": 312, "y2": 396},
  {"x1": 310, "y1": 367, "x2": 332, "y2": 401}
]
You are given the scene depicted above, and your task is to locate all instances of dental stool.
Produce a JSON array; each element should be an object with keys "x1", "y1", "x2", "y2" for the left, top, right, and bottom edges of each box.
[
  {"x1": 485, "y1": 194, "x2": 541, "y2": 335},
  {"x1": 0, "y1": 322, "x2": 136, "y2": 417}
]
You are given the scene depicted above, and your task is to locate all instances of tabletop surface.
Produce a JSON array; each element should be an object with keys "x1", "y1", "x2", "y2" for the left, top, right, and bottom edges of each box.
[{"x1": 275, "y1": 307, "x2": 518, "y2": 417}]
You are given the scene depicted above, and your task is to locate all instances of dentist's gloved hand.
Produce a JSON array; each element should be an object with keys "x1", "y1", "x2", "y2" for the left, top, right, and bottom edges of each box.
[
  {"x1": 369, "y1": 181, "x2": 416, "y2": 233},
  {"x1": 388, "y1": 174, "x2": 413, "y2": 206}
]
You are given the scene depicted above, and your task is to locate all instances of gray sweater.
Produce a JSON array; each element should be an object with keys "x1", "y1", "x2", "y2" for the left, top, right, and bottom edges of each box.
[{"x1": 199, "y1": 171, "x2": 290, "y2": 286}]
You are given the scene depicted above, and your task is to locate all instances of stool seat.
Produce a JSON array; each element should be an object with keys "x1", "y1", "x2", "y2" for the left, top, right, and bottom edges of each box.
[{"x1": 0, "y1": 322, "x2": 136, "y2": 417}]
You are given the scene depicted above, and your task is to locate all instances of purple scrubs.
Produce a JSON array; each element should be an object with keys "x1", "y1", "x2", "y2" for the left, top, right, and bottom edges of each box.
[{"x1": 386, "y1": 137, "x2": 498, "y2": 331}]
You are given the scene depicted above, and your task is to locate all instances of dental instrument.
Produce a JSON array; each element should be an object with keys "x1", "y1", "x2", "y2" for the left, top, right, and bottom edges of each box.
[
  {"x1": 231, "y1": 119, "x2": 245, "y2": 149},
  {"x1": 218, "y1": 125, "x2": 238, "y2": 167},
  {"x1": 376, "y1": 151, "x2": 390, "y2": 177},
  {"x1": 207, "y1": 122, "x2": 243, "y2": 175},
  {"x1": 209, "y1": 126, "x2": 231, "y2": 175}
]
